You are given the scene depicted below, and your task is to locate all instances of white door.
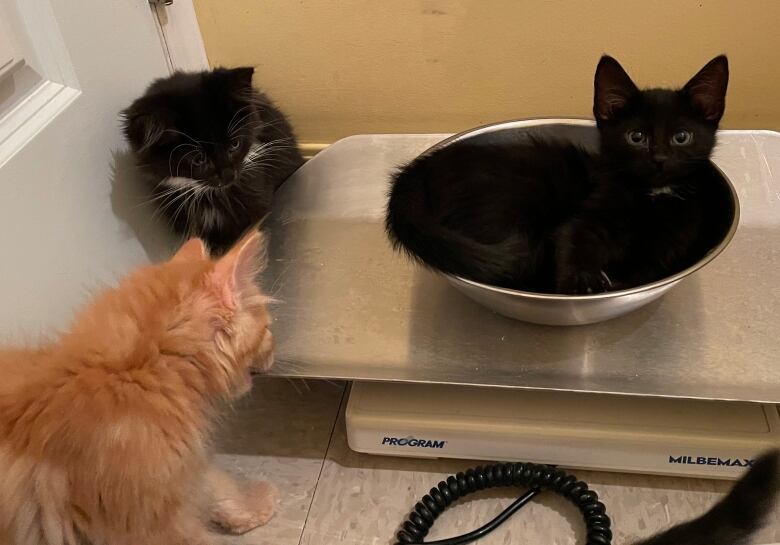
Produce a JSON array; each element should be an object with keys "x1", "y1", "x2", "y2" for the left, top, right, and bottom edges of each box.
[{"x1": 0, "y1": 0, "x2": 180, "y2": 335}]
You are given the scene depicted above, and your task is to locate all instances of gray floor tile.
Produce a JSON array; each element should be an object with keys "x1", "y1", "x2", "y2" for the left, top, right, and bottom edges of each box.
[{"x1": 212, "y1": 378, "x2": 345, "y2": 545}]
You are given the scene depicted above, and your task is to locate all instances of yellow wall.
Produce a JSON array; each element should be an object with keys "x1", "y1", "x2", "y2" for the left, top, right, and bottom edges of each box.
[{"x1": 193, "y1": 1, "x2": 780, "y2": 149}]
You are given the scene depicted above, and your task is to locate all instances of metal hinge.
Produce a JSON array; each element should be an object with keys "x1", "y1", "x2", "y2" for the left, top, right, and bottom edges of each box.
[{"x1": 149, "y1": 0, "x2": 173, "y2": 5}]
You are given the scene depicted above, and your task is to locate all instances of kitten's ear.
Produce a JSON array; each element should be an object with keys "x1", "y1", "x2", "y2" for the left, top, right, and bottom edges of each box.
[
  {"x1": 228, "y1": 67, "x2": 255, "y2": 90},
  {"x1": 593, "y1": 55, "x2": 639, "y2": 121},
  {"x1": 171, "y1": 238, "x2": 207, "y2": 263},
  {"x1": 683, "y1": 55, "x2": 729, "y2": 123},
  {"x1": 121, "y1": 97, "x2": 174, "y2": 152},
  {"x1": 210, "y1": 230, "x2": 266, "y2": 309},
  {"x1": 635, "y1": 450, "x2": 779, "y2": 545}
]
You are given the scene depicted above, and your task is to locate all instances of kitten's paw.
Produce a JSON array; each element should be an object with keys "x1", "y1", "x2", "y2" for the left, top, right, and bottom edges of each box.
[
  {"x1": 210, "y1": 480, "x2": 278, "y2": 535},
  {"x1": 246, "y1": 480, "x2": 278, "y2": 525}
]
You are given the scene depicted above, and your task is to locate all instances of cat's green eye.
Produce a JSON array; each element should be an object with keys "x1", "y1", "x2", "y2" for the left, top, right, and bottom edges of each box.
[
  {"x1": 626, "y1": 130, "x2": 646, "y2": 145},
  {"x1": 229, "y1": 138, "x2": 241, "y2": 151},
  {"x1": 671, "y1": 130, "x2": 693, "y2": 146}
]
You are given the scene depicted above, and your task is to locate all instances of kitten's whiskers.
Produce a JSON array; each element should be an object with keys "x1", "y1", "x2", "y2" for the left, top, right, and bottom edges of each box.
[
  {"x1": 176, "y1": 148, "x2": 201, "y2": 178},
  {"x1": 167, "y1": 142, "x2": 197, "y2": 177},
  {"x1": 228, "y1": 110, "x2": 259, "y2": 137},
  {"x1": 163, "y1": 129, "x2": 213, "y2": 146},
  {"x1": 170, "y1": 185, "x2": 203, "y2": 228},
  {"x1": 227, "y1": 104, "x2": 256, "y2": 134}
]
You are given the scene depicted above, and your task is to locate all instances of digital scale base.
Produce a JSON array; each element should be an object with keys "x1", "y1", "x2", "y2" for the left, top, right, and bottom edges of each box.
[{"x1": 346, "y1": 382, "x2": 779, "y2": 480}]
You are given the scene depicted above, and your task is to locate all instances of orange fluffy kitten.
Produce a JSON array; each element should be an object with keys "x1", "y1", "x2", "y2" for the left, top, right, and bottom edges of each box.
[{"x1": 0, "y1": 232, "x2": 276, "y2": 545}]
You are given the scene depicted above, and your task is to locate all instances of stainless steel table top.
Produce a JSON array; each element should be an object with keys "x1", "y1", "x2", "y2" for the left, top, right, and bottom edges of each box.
[{"x1": 263, "y1": 129, "x2": 780, "y2": 403}]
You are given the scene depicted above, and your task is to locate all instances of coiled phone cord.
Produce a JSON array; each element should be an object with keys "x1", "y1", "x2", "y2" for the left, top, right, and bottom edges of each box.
[{"x1": 394, "y1": 462, "x2": 612, "y2": 545}]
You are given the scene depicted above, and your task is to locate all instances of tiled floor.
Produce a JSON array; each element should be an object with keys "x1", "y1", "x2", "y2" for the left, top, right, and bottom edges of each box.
[
  {"x1": 212, "y1": 379, "x2": 345, "y2": 545},
  {"x1": 214, "y1": 378, "x2": 780, "y2": 545}
]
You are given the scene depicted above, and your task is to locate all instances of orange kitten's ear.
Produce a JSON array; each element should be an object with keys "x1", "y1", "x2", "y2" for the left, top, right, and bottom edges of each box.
[
  {"x1": 171, "y1": 238, "x2": 207, "y2": 263},
  {"x1": 210, "y1": 230, "x2": 266, "y2": 309}
]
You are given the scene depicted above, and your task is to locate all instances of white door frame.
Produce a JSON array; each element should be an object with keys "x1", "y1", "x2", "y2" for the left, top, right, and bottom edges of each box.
[{"x1": 151, "y1": 0, "x2": 209, "y2": 72}]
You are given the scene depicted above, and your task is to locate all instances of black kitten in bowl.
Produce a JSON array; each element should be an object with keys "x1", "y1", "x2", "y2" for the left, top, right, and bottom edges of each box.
[
  {"x1": 386, "y1": 55, "x2": 732, "y2": 295},
  {"x1": 122, "y1": 67, "x2": 304, "y2": 255}
]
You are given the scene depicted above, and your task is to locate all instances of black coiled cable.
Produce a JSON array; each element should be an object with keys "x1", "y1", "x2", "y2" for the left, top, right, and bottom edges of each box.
[{"x1": 394, "y1": 462, "x2": 612, "y2": 545}]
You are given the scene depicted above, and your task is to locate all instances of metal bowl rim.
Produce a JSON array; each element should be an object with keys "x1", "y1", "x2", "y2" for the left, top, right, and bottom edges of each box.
[{"x1": 423, "y1": 117, "x2": 741, "y2": 302}]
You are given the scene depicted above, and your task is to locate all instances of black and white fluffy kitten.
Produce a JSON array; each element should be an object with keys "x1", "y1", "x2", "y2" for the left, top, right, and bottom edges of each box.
[
  {"x1": 386, "y1": 56, "x2": 732, "y2": 294},
  {"x1": 634, "y1": 450, "x2": 778, "y2": 545},
  {"x1": 123, "y1": 67, "x2": 304, "y2": 255}
]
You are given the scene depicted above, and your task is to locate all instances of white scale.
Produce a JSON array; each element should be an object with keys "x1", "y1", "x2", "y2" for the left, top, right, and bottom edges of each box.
[{"x1": 346, "y1": 382, "x2": 780, "y2": 480}]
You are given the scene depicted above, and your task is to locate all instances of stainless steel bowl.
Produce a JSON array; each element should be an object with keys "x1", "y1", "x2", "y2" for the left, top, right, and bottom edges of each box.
[{"x1": 426, "y1": 118, "x2": 740, "y2": 326}]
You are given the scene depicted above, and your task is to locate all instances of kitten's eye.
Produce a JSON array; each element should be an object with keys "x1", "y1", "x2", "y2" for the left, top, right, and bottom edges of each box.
[
  {"x1": 230, "y1": 138, "x2": 241, "y2": 151},
  {"x1": 191, "y1": 151, "x2": 206, "y2": 167},
  {"x1": 626, "y1": 130, "x2": 646, "y2": 145},
  {"x1": 671, "y1": 130, "x2": 693, "y2": 146}
]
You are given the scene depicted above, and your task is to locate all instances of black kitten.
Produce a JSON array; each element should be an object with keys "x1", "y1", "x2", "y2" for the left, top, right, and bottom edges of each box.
[
  {"x1": 635, "y1": 450, "x2": 779, "y2": 545},
  {"x1": 386, "y1": 56, "x2": 731, "y2": 294},
  {"x1": 122, "y1": 67, "x2": 304, "y2": 255}
]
